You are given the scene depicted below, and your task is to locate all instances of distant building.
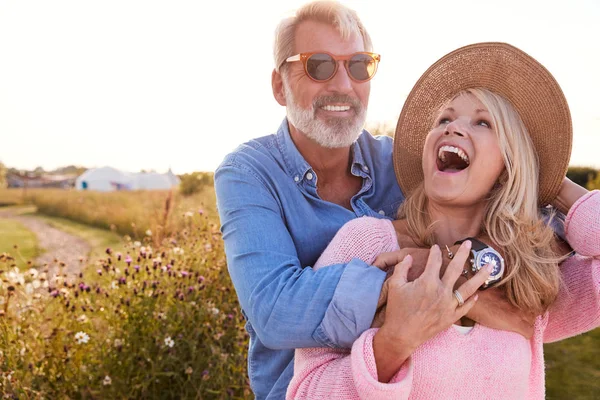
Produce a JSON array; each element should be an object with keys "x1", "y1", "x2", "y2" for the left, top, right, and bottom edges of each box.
[
  {"x1": 7, "y1": 172, "x2": 76, "y2": 189},
  {"x1": 75, "y1": 167, "x2": 180, "y2": 192}
]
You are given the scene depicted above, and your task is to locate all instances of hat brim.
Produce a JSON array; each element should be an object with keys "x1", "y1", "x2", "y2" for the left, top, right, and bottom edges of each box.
[{"x1": 393, "y1": 42, "x2": 572, "y2": 206}]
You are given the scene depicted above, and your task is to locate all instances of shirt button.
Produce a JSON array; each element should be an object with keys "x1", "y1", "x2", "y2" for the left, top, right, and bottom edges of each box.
[
  {"x1": 294, "y1": 175, "x2": 300, "y2": 182},
  {"x1": 362, "y1": 165, "x2": 369, "y2": 172},
  {"x1": 378, "y1": 210, "x2": 385, "y2": 215},
  {"x1": 306, "y1": 172, "x2": 314, "y2": 180}
]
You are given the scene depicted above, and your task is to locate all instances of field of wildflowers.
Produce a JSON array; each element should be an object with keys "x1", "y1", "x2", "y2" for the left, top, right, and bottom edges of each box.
[
  {"x1": 0, "y1": 186, "x2": 598, "y2": 398},
  {"x1": 0, "y1": 190, "x2": 250, "y2": 398}
]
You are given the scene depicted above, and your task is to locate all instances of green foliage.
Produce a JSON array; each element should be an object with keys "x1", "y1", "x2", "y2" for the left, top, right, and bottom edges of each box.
[
  {"x1": 0, "y1": 162, "x2": 6, "y2": 189},
  {"x1": 0, "y1": 218, "x2": 39, "y2": 270},
  {"x1": 544, "y1": 329, "x2": 600, "y2": 399},
  {"x1": 587, "y1": 171, "x2": 600, "y2": 190},
  {"x1": 179, "y1": 172, "x2": 215, "y2": 197},
  {"x1": 0, "y1": 215, "x2": 250, "y2": 399},
  {"x1": 566, "y1": 166, "x2": 598, "y2": 187}
]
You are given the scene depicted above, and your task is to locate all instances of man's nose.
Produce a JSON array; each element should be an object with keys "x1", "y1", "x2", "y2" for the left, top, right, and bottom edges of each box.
[{"x1": 325, "y1": 61, "x2": 353, "y2": 94}]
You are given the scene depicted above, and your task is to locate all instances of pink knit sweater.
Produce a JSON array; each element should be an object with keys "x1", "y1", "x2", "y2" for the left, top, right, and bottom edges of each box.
[{"x1": 287, "y1": 191, "x2": 600, "y2": 400}]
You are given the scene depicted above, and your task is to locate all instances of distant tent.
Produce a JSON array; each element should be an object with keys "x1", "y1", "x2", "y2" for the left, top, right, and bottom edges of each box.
[
  {"x1": 133, "y1": 172, "x2": 174, "y2": 190},
  {"x1": 75, "y1": 167, "x2": 135, "y2": 192},
  {"x1": 166, "y1": 168, "x2": 181, "y2": 187},
  {"x1": 75, "y1": 167, "x2": 179, "y2": 192}
]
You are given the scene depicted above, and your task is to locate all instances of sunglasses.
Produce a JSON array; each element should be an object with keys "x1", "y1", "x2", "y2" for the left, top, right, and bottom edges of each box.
[{"x1": 284, "y1": 52, "x2": 381, "y2": 83}]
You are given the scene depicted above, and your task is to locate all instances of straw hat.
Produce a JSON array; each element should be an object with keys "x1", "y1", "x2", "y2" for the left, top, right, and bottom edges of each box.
[{"x1": 393, "y1": 42, "x2": 572, "y2": 206}]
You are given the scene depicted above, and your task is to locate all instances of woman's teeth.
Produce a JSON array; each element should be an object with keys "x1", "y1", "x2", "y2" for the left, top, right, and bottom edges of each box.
[{"x1": 438, "y1": 145, "x2": 470, "y2": 165}]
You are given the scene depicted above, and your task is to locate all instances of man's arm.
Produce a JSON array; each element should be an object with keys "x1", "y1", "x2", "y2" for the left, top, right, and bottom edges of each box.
[{"x1": 215, "y1": 162, "x2": 386, "y2": 349}]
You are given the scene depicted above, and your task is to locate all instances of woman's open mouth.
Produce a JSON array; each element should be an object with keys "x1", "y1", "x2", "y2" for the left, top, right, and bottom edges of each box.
[{"x1": 436, "y1": 145, "x2": 470, "y2": 173}]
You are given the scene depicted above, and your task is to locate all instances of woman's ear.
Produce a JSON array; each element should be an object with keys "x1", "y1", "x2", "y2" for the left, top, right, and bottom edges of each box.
[{"x1": 272, "y1": 69, "x2": 287, "y2": 106}]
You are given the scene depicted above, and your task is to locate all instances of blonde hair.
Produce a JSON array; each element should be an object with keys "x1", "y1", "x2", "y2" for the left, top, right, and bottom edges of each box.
[
  {"x1": 398, "y1": 88, "x2": 565, "y2": 315},
  {"x1": 273, "y1": 0, "x2": 373, "y2": 72}
]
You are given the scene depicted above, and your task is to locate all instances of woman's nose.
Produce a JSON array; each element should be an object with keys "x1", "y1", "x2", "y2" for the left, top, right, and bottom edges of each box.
[{"x1": 444, "y1": 120, "x2": 466, "y2": 137}]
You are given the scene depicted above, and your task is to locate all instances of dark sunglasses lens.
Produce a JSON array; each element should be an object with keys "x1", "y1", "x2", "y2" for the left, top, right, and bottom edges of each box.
[
  {"x1": 348, "y1": 54, "x2": 377, "y2": 81},
  {"x1": 306, "y1": 53, "x2": 336, "y2": 81}
]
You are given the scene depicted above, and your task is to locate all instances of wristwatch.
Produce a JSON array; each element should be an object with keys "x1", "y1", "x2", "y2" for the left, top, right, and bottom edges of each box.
[{"x1": 454, "y1": 237, "x2": 505, "y2": 289}]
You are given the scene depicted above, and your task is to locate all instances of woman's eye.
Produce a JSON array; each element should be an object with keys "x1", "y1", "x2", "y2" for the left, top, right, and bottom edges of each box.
[
  {"x1": 438, "y1": 118, "x2": 451, "y2": 125},
  {"x1": 476, "y1": 120, "x2": 491, "y2": 128}
]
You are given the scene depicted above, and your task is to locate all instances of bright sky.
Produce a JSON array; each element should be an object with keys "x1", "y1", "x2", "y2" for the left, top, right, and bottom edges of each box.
[{"x1": 1, "y1": 0, "x2": 599, "y2": 174}]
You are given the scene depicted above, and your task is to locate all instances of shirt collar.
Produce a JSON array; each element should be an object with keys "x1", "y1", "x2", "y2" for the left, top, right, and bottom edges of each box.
[{"x1": 275, "y1": 117, "x2": 372, "y2": 182}]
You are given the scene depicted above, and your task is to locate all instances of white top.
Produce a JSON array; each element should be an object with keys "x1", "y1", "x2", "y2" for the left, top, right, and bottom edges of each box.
[{"x1": 452, "y1": 324, "x2": 475, "y2": 335}]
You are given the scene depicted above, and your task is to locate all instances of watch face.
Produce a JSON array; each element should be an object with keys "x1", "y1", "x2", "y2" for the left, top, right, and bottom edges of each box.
[{"x1": 481, "y1": 251, "x2": 503, "y2": 277}]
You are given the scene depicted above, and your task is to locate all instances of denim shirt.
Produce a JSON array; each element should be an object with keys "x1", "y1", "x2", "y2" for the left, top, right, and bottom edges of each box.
[{"x1": 214, "y1": 119, "x2": 404, "y2": 399}]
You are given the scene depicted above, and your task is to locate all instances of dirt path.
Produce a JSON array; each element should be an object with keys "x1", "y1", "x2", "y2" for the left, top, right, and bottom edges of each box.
[{"x1": 0, "y1": 208, "x2": 91, "y2": 277}]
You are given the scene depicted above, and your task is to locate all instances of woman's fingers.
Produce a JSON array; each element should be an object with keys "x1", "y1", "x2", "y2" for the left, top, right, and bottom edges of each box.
[
  {"x1": 455, "y1": 293, "x2": 479, "y2": 318},
  {"x1": 422, "y1": 245, "x2": 443, "y2": 280},
  {"x1": 441, "y1": 240, "x2": 472, "y2": 287},
  {"x1": 453, "y1": 263, "x2": 493, "y2": 314}
]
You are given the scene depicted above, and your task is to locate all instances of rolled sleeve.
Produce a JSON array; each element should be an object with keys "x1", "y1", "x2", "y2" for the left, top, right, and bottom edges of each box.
[{"x1": 314, "y1": 258, "x2": 386, "y2": 348}]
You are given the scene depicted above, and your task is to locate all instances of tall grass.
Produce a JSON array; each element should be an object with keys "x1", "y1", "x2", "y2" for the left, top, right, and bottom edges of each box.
[
  {"x1": 0, "y1": 213, "x2": 250, "y2": 399},
  {"x1": 0, "y1": 187, "x2": 217, "y2": 241}
]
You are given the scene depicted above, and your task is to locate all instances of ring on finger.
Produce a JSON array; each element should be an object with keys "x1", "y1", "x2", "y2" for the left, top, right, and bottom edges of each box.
[{"x1": 453, "y1": 290, "x2": 465, "y2": 307}]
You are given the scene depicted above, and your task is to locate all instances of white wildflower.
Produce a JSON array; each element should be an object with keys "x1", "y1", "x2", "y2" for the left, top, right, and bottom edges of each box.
[
  {"x1": 211, "y1": 307, "x2": 220, "y2": 315},
  {"x1": 111, "y1": 281, "x2": 118, "y2": 290},
  {"x1": 184, "y1": 211, "x2": 194, "y2": 218},
  {"x1": 75, "y1": 331, "x2": 90, "y2": 344},
  {"x1": 78, "y1": 315, "x2": 89, "y2": 323},
  {"x1": 173, "y1": 247, "x2": 184, "y2": 255},
  {"x1": 27, "y1": 268, "x2": 39, "y2": 278},
  {"x1": 164, "y1": 336, "x2": 175, "y2": 348},
  {"x1": 114, "y1": 338, "x2": 123, "y2": 348},
  {"x1": 7, "y1": 269, "x2": 25, "y2": 285},
  {"x1": 25, "y1": 283, "x2": 33, "y2": 295},
  {"x1": 103, "y1": 375, "x2": 112, "y2": 386},
  {"x1": 146, "y1": 229, "x2": 152, "y2": 237},
  {"x1": 161, "y1": 265, "x2": 167, "y2": 272},
  {"x1": 32, "y1": 280, "x2": 41, "y2": 289},
  {"x1": 133, "y1": 241, "x2": 141, "y2": 248}
]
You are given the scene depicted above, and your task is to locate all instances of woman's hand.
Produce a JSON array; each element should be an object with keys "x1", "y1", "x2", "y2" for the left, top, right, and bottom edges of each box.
[
  {"x1": 552, "y1": 177, "x2": 589, "y2": 215},
  {"x1": 372, "y1": 242, "x2": 491, "y2": 382}
]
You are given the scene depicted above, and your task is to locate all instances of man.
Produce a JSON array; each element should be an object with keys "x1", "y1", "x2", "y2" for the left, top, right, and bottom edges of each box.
[{"x1": 215, "y1": 2, "x2": 530, "y2": 399}]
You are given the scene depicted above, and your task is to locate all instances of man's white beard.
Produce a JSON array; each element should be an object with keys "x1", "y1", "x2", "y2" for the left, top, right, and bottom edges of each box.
[{"x1": 283, "y1": 79, "x2": 366, "y2": 148}]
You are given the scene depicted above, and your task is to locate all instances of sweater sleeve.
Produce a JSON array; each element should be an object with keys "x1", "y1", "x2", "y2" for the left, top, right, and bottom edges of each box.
[
  {"x1": 287, "y1": 329, "x2": 413, "y2": 400},
  {"x1": 543, "y1": 190, "x2": 600, "y2": 343},
  {"x1": 287, "y1": 218, "x2": 411, "y2": 399},
  {"x1": 313, "y1": 217, "x2": 400, "y2": 271}
]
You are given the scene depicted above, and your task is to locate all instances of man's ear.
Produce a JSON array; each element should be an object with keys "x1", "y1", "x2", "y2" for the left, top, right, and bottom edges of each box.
[{"x1": 272, "y1": 69, "x2": 287, "y2": 106}]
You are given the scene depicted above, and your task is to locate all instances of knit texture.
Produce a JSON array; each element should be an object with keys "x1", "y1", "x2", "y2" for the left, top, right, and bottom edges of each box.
[{"x1": 287, "y1": 191, "x2": 600, "y2": 400}]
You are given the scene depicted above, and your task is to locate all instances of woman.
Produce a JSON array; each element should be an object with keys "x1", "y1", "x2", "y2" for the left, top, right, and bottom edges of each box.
[{"x1": 286, "y1": 43, "x2": 599, "y2": 399}]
